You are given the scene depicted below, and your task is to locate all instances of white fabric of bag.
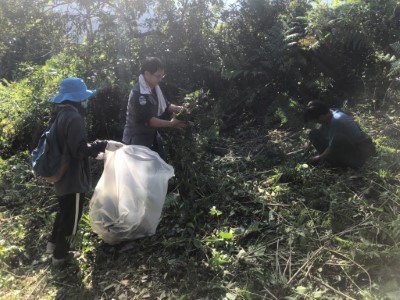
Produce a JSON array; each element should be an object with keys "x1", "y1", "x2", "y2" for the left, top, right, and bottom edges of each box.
[
  {"x1": 138, "y1": 74, "x2": 167, "y2": 116},
  {"x1": 89, "y1": 145, "x2": 174, "y2": 245}
]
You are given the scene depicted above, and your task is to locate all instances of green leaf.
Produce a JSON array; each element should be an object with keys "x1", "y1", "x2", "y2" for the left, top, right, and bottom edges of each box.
[
  {"x1": 218, "y1": 231, "x2": 234, "y2": 240},
  {"x1": 296, "y1": 286, "x2": 308, "y2": 295},
  {"x1": 225, "y1": 292, "x2": 237, "y2": 300},
  {"x1": 210, "y1": 206, "x2": 222, "y2": 216}
]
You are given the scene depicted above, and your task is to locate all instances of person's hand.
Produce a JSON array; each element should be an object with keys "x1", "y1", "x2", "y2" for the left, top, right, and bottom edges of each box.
[
  {"x1": 106, "y1": 140, "x2": 124, "y2": 151},
  {"x1": 174, "y1": 105, "x2": 185, "y2": 113},
  {"x1": 176, "y1": 106, "x2": 186, "y2": 113},
  {"x1": 307, "y1": 155, "x2": 321, "y2": 166},
  {"x1": 170, "y1": 115, "x2": 187, "y2": 129},
  {"x1": 169, "y1": 104, "x2": 185, "y2": 113}
]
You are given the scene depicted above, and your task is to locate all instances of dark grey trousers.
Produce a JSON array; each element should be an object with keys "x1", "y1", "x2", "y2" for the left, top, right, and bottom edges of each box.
[
  {"x1": 50, "y1": 193, "x2": 84, "y2": 259},
  {"x1": 151, "y1": 132, "x2": 167, "y2": 162},
  {"x1": 309, "y1": 129, "x2": 375, "y2": 169}
]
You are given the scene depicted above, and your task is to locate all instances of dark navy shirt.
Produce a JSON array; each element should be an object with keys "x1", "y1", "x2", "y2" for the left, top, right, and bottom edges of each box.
[
  {"x1": 122, "y1": 81, "x2": 170, "y2": 148},
  {"x1": 327, "y1": 110, "x2": 367, "y2": 146}
]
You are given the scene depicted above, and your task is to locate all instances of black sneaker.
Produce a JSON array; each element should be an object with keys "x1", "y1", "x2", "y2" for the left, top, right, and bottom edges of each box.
[{"x1": 52, "y1": 251, "x2": 81, "y2": 267}]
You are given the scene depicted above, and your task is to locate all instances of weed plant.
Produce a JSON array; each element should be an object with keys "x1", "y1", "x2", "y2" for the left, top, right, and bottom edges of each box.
[{"x1": 1, "y1": 96, "x2": 400, "y2": 299}]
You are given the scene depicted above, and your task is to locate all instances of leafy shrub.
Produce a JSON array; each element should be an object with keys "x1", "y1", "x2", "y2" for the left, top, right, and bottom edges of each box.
[{"x1": 0, "y1": 55, "x2": 83, "y2": 157}]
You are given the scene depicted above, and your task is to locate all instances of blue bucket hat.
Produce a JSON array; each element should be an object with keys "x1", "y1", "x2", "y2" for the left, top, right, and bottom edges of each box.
[{"x1": 51, "y1": 77, "x2": 96, "y2": 103}]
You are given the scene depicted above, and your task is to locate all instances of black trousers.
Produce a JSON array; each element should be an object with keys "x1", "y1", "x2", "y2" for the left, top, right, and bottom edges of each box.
[
  {"x1": 50, "y1": 193, "x2": 84, "y2": 259},
  {"x1": 151, "y1": 132, "x2": 167, "y2": 162},
  {"x1": 309, "y1": 129, "x2": 375, "y2": 169}
]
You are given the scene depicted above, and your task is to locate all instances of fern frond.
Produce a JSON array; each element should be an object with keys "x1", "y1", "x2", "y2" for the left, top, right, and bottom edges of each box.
[
  {"x1": 284, "y1": 33, "x2": 301, "y2": 41},
  {"x1": 387, "y1": 41, "x2": 400, "y2": 77},
  {"x1": 384, "y1": 78, "x2": 400, "y2": 106},
  {"x1": 390, "y1": 41, "x2": 400, "y2": 56},
  {"x1": 342, "y1": 31, "x2": 368, "y2": 51}
]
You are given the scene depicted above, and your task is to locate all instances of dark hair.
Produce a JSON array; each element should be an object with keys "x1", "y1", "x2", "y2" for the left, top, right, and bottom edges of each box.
[
  {"x1": 304, "y1": 100, "x2": 330, "y2": 122},
  {"x1": 140, "y1": 57, "x2": 164, "y2": 75},
  {"x1": 55, "y1": 100, "x2": 86, "y2": 116}
]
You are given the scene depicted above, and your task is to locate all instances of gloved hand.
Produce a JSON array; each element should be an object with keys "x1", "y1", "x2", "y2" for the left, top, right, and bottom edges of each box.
[{"x1": 106, "y1": 140, "x2": 124, "y2": 151}]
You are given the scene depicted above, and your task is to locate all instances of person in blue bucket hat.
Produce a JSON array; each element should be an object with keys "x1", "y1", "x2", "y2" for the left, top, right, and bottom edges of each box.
[
  {"x1": 51, "y1": 77, "x2": 96, "y2": 104},
  {"x1": 45, "y1": 77, "x2": 123, "y2": 266}
]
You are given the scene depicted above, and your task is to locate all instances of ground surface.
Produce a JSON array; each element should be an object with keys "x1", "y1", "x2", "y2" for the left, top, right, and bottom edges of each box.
[{"x1": 1, "y1": 102, "x2": 400, "y2": 299}]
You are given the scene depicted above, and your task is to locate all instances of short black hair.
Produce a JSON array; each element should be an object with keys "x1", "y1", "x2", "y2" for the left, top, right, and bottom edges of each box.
[
  {"x1": 140, "y1": 57, "x2": 164, "y2": 75},
  {"x1": 304, "y1": 100, "x2": 330, "y2": 122}
]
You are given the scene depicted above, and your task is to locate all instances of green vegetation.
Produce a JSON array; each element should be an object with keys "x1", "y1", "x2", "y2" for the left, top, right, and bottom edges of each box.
[{"x1": 1, "y1": 0, "x2": 400, "y2": 299}]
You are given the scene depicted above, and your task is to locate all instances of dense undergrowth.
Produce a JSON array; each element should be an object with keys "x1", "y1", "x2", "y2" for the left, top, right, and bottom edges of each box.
[{"x1": 1, "y1": 97, "x2": 400, "y2": 299}]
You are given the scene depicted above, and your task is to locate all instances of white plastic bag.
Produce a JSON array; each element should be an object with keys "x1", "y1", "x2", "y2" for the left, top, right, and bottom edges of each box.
[{"x1": 89, "y1": 145, "x2": 174, "y2": 245}]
